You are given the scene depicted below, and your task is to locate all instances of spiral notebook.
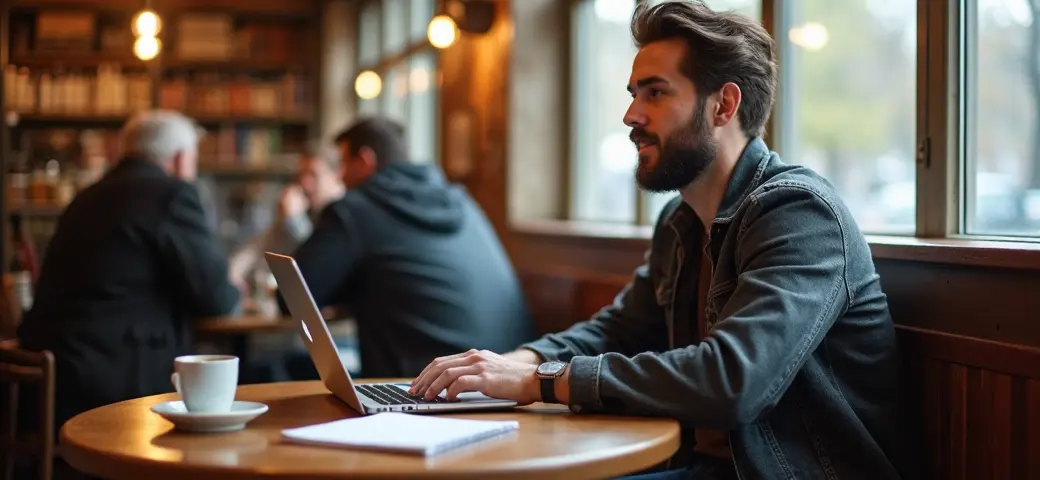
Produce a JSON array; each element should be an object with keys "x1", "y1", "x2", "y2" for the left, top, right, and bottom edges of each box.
[{"x1": 280, "y1": 413, "x2": 519, "y2": 456}]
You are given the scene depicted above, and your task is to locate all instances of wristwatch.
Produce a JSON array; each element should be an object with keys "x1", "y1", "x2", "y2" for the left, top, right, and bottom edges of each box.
[{"x1": 535, "y1": 360, "x2": 568, "y2": 404}]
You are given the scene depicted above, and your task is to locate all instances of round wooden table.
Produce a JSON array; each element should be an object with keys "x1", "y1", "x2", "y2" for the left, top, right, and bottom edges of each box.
[{"x1": 60, "y1": 381, "x2": 680, "y2": 480}]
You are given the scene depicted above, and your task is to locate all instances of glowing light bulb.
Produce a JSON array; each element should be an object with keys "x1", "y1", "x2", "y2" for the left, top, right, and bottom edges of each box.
[
  {"x1": 134, "y1": 36, "x2": 161, "y2": 61},
  {"x1": 427, "y1": 15, "x2": 458, "y2": 49},
  {"x1": 132, "y1": 10, "x2": 162, "y2": 37},
  {"x1": 355, "y1": 70, "x2": 382, "y2": 100}
]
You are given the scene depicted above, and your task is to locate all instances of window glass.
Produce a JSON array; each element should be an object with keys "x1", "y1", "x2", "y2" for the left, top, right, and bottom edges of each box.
[
  {"x1": 359, "y1": 2, "x2": 381, "y2": 67},
  {"x1": 778, "y1": 0, "x2": 917, "y2": 234},
  {"x1": 410, "y1": 0, "x2": 435, "y2": 44},
  {"x1": 964, "y1": 0, "x2": 1040, "y2": 236},
  {"x1": 572, "y1": 0, "x2": 639, "y2": 223},
  {"x1": 383, "y1": 0, "x2": 408, "y2": 55},
  {"x1": 408, "y1": 52, "x2": 438, "y2": 164}
]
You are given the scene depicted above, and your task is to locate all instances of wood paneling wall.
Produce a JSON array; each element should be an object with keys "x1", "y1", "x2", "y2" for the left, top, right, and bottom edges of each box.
[{"x1": 898, "y1": 326, "x2": 1040, "y2": 480}]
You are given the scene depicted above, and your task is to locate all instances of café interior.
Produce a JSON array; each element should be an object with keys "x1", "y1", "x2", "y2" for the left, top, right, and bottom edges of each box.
[{"x1": 0, "y1": 0, "x2": 1038, "y2": 478}]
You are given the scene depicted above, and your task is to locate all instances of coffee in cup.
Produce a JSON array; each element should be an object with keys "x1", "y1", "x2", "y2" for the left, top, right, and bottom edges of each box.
[{"x1": 171, "y1": 354, "x2": 239, "y2": 413}]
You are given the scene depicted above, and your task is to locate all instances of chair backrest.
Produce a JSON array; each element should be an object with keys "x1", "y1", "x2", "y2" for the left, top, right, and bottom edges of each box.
[{"x1": 0, "y1": 339, "x2": 55, "y2": 480}]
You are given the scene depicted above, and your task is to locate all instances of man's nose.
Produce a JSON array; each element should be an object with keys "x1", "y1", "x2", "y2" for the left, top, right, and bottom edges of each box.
[{"x1": 624, "y1": 102, "x2": 646, "y2": 128}]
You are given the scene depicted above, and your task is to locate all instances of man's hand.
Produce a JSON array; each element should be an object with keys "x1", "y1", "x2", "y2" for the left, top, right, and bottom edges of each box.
[
  {"x1": 408, "y1": 349, "x2": 541, "y2": 404},
  {"x1": 502, "y1": 349, "x2": 543, "y2": 365},
  {"x1": 277, "y1": 184, "x2": 308, "y2": 219}
]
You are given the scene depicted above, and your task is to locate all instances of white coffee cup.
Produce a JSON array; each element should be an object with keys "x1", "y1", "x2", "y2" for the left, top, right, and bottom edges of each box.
[{"x1": 170, "y1": 354, "x2": 239, "y2": 413}]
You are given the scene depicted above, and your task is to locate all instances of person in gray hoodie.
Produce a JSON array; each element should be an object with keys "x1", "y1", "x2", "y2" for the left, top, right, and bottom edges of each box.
[{"x1": 278, "y1": 117, "x2": 534, "y2": 378}]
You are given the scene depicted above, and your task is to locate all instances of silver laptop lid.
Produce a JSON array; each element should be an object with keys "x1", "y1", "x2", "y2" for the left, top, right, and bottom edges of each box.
[{"x1": 264, "y1": 252, "x2": 364, "y2": 413}]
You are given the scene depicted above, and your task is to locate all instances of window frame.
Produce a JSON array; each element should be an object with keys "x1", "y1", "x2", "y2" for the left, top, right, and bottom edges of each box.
[
  {"x1": 531, "y1": 0, "x2": 1040, "y2": 268},
  {"x1": 353, "y1": 0, "x2": 442, "y2": 164}
]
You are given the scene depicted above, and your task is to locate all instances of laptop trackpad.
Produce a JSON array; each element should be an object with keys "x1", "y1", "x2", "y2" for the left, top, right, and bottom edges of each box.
[{"x1": 390, "y1": 384, "x2": 502, "y2": 402}]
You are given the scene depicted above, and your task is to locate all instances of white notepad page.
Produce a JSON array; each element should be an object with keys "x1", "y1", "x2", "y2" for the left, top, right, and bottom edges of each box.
[{"x1": 281, "y1": 413, "x2": 519, "y2": 456}]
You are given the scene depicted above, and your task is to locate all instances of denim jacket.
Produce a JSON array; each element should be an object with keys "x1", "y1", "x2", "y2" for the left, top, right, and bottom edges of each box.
[{"x1": 523, "y1": 138, "x2": 917, "y2": 479}]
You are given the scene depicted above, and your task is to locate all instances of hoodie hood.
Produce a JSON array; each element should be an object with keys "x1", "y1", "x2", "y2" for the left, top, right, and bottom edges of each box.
[{"x1": 359, "y1": 163, "x2": 465, "y2": 233}]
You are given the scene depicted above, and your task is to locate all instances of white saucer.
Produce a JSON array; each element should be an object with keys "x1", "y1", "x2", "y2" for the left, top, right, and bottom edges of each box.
[{"x1": 150, "y1": 401, "x2": 269, "y2": 433}]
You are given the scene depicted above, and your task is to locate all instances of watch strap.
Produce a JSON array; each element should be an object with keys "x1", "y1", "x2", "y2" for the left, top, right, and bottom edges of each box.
[{"x1": 540, "y1": 376, "x2": 557, "y2": 404}]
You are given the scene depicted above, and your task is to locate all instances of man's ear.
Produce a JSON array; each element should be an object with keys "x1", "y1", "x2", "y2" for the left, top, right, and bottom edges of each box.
[
  {"x1": 713, "y1": 82, "x2": 742, "y2": 128},
  {"x1": 357, "y1": 146, "x2": 378, "y2": 170}
]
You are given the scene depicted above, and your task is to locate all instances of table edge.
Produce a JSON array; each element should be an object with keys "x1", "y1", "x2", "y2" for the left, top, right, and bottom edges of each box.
[{"x1": 59, "y1": 381, "x2": 682, "y2": 479}]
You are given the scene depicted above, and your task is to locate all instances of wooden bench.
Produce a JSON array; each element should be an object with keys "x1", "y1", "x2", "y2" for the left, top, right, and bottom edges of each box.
[{"x1": 519, "y1": 268, "x2": 1040, "y2": 479}]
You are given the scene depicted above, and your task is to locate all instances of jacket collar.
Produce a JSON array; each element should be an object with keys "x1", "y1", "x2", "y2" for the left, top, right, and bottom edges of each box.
[
  {"x1": 667, "y1": 137, "x2": 773, "y2": 233},
  {"x1": 112, "y1": 155, "x2": 166, "y2": 173}
]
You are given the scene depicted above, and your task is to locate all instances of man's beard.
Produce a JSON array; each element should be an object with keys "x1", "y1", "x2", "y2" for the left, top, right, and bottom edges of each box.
[{"x1": 632, "y1": 99, "x2": 717, "y2": 193}]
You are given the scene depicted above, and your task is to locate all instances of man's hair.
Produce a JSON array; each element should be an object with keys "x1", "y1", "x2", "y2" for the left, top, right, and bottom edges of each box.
[
  {"x1": 333, "y1": 117, "x2": 408, "y2": 166},
  {"x1": 302, "y1": 141, "x2": 341, "y2": 171},
  {"x1": 120, "y1": 109, "x2": 201, "y2": 163},
  {"x1": 631, "y1": 0, "x2": 778, "y2": 138}
]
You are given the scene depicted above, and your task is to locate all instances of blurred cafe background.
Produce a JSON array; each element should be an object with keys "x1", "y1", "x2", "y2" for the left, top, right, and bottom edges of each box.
[{"x1": 1, "y1": 0, "x2": 1040, "y2": 478}]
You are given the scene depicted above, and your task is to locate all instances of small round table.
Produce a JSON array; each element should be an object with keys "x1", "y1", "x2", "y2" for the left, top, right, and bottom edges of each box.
[{"x1": 60, "y1": 381, "x2": 680, "y2": 480}]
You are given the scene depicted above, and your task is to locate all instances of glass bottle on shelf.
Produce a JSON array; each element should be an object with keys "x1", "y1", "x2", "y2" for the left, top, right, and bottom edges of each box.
[
  {"x1": 7, "y1": 150, "x2": 29, "y2": 208},
  {"x1": 8, "y1": 215, "x2": 38, "y2": 314}
]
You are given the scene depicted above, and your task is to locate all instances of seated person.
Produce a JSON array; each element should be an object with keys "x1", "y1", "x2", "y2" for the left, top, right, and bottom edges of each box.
[
  {"x1": 409, "y1": 2, "x2": 917, "y2": 479},
  {"x1": 18, "y1": 110, "x2": 239, "y2": 430},
  {"x1": 280, "y1": 117, "x2": 534, "y2": 378},
  {"x1": 228, "y1": 145, "x2": 345, "y2": 296}
]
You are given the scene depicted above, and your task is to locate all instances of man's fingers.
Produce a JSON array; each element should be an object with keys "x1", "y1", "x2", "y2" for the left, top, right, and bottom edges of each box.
[
  {"x1": 445, "y1": 374, "x2": 483, "y2": 401},
  {"x1": 411, "y1": 354, "x2": 482, "y2": 396},
  {"x1": 425, "y1": 366, "x2": 481, "y2": 400},
  {"x1": 410, "y1": 349, "x2": 478, "y2": 391}
]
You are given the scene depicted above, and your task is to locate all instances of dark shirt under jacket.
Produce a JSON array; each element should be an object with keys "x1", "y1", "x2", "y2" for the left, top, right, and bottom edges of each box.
[
  {"x1": 280, "y1": 163, "x2": 534, "y2": 378},
  {"x1": 18, "y1": 157, "x2": 239, "y2": 429}
]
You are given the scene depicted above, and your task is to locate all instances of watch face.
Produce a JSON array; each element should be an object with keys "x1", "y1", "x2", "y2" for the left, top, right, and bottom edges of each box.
[{"x1": 537, "y1": 360, "x2": 567, "y2": 377}]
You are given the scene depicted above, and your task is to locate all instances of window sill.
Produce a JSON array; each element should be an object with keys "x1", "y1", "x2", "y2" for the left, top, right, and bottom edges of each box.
[{"x1": 510, "y1": 219, "x2": 1040, "y2": 271}]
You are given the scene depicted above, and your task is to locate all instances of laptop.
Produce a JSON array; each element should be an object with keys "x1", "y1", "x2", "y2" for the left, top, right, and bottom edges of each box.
[{"x1": 264, "y1": 252, "x2": 518, "y2": 414}]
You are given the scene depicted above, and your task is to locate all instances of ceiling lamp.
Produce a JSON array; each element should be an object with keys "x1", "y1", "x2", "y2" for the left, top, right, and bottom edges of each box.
[
  {"x1": 427, "y1": 14, "x2": 458, "y2": 49},
  {"x1": 355, "y1": 70, "x2": 383, "y2": 100},
  {"x1": 132, "y1": 9, "x2": 162, "y2": 37},
  {"x1": 427, "y1": 0, "x2": 497, "y2": 49},
  {"x1": 131, "y1": 1, "x2": 162, "y2": 61},
  {"x1": 133, "y1": 36, "x2": 161, "y2": 61}
]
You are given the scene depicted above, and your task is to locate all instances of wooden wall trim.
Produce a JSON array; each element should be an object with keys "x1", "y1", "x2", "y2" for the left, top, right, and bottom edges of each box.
[
  {"x1": 898, "y1": 325, "x2": 1040, "y2": 378},
  {"x1": 510, "y1": 219, "x2": 1040, "y2": 271}
]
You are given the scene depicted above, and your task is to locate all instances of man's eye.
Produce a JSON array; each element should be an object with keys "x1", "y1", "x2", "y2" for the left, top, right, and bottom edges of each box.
[{"x1": 648, "y1": 89, "x2": 662, "y2": 98}]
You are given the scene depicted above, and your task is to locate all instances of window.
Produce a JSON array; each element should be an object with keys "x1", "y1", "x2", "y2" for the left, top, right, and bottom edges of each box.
[
  {"x1": 571, "y1": 0, "x2": 640, "y2": 223},
  {"x1": 566, "y1": 0, "x2": 1040, "y2": 241},
  {"x1": 355, "y1": 0, "x2": 439, "y2": 164},
  {"x1": 963, "y1": 0, "x2": 1040, "y2": 237},
  {"x1": 776, "y1": 0, "x2": 916, "y2": 235}
]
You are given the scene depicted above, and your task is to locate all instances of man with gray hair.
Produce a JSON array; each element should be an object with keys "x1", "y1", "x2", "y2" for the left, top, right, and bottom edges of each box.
[{"x1": 18, "y1": 109, "x2": 240, "y2": 433}]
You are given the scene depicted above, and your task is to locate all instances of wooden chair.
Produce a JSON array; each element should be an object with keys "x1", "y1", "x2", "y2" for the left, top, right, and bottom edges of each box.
[{"x1": 0, "y1": 339, "x2": 55, "y2": 480}]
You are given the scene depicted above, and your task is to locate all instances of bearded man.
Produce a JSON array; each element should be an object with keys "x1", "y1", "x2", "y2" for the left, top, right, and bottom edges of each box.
[{"x1": 409, "y1": 1, "x2": 919, "y2": 479}]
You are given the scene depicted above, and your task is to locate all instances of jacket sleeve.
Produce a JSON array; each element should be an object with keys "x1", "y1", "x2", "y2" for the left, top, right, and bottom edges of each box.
[
  {"x1": 565, "y1": 187, "x2": 851, "y2": 429},
  {"x1": 278, "y1": 204, "x2": 362, "y2": 314},
  {"x1": 519, "y1": 199, "x2": 676, "y2": 362},
  {"x1": 157, "y1": 184, "x2": 240, "y2": 318}
]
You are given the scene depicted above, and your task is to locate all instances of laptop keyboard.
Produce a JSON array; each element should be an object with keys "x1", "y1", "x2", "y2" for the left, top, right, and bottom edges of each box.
[{"x1": 356, "y1": 384, "x2": 446, "y2": 405}]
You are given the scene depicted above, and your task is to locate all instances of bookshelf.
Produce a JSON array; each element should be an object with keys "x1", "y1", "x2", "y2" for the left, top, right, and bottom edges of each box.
[{"x1": 0, "y1": 0, "x2": 323, "y2": 264}]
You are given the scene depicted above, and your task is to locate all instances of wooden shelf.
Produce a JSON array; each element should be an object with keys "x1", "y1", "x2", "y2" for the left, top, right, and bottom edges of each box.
[
  {"x1": 8, "y1": 52, "x2": 147, "y2": 70},
  {"x1": 8, "y1": 204, "x2": 64, "y2": 217},
  {"x1": 162, "y1": 58, "x2": 308, "y2": 73},
  {"x1": 6, "y1": 112, "x2": 311, "y2": 128},
  {"x1": 10, "y1": 0, "x2": 319, "y2": 16}
]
